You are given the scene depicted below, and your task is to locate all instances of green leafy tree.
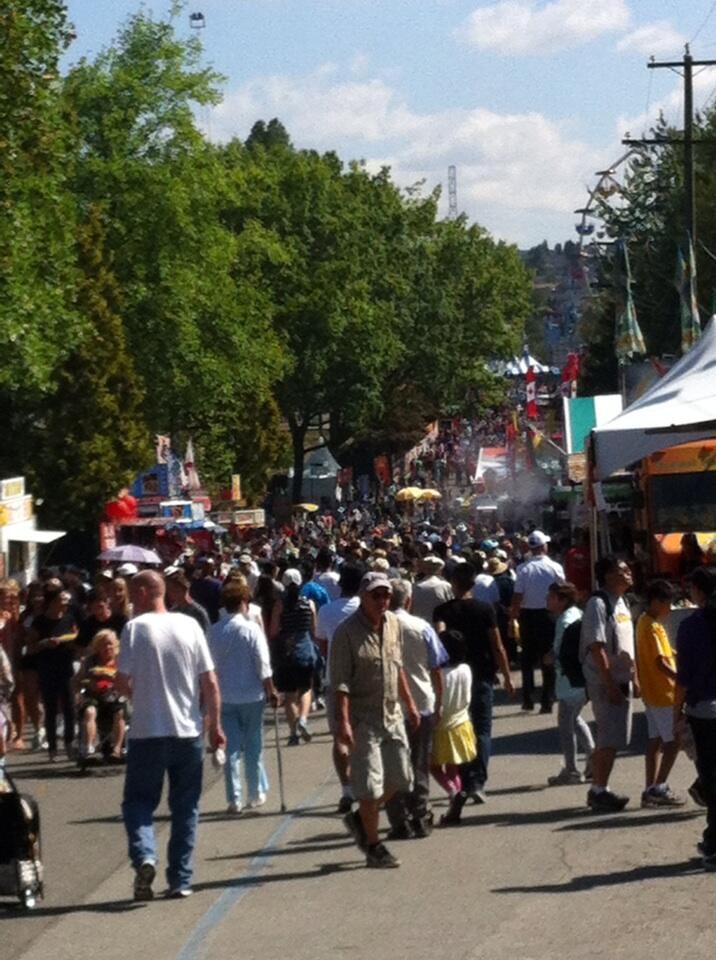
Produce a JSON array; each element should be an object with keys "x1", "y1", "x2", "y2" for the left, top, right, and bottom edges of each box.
[
  {"x1": 62, "y1": 9, "x2": 286, "y2": 498},
  {"x1": 38, "y1": 207, "x2": 152, "y2": 529},
  {"x1": 0, "y1": 0, "x2": 80, "y2": 393}
]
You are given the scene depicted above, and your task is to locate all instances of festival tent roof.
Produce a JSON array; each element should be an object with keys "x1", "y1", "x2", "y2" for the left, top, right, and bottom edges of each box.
[{"x1": 592, "y1": 316, "x2": 716, "y2": 479}]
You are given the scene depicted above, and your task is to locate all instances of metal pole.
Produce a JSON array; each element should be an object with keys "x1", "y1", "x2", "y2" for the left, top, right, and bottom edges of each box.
[{"x1": 684, "y1": 45, "x2": 695, "y2": 245}]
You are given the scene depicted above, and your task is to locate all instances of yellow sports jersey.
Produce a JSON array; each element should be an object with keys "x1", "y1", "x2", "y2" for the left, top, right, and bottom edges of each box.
[{"x1": 635, "y1": 613, "x2": 676, "y2": 707}]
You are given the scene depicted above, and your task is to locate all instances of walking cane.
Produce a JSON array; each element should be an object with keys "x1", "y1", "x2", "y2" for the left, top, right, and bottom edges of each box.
[{"x1": 273, "y1": 706, "x2": 287, "y2": 813}]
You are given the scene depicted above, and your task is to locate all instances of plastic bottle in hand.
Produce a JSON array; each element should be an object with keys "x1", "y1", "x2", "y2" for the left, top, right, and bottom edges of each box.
[{"x1": 212, "y1": 747, "x2": 226, "y2": 770}]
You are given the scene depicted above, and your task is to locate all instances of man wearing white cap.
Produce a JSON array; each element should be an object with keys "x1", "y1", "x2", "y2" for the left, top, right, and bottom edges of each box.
[
  {"x1": 331, "y1": 572, "x2": 420, "y2": 869},
  {"x1": 411, "y1": 556, "x2": 453, "y2": 622},
  {"x1": 510, "y1": 531, "x2": 564, "y2": 713}
]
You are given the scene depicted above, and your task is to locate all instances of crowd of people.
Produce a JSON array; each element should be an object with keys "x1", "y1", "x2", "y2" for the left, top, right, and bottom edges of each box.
[{"x1": 1, "y1": 505, "x2": 716, "y2": 897}]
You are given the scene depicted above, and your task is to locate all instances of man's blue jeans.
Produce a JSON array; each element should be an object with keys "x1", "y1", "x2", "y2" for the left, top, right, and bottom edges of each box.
[
  {"x1": 122, "y1": 736, "x2": 203, "y2": 891},
  {"x1": 221, "y1": 701, "x2": 268, "y2": 806},
  {"x1": 464, "y1": 680, "x2": 494, "y2": 792}
]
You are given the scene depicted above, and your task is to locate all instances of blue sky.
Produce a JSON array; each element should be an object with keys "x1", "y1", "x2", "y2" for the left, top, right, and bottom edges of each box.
[{"x1": 64, "y1": 1, "x2": 716, "y2": 246}]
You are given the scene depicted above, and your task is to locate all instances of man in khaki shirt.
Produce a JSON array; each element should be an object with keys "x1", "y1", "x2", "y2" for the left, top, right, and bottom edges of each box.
[{"x1": 331, "y1": 573, "x2": 420, "y2": 869}]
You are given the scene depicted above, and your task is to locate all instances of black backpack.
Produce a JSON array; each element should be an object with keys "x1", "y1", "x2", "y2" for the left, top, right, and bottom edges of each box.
[
  {"x1": 558, "y1": 617, "x2": 586, "y2": 688},
  {"x1": 558, "y1": 591, "x2": 615, "y2": 689}
]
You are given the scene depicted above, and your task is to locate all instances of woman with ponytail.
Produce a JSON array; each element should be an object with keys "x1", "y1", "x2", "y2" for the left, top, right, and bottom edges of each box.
[{"x1": 675, "y1": 567, "x2": 716, "y2": 871}]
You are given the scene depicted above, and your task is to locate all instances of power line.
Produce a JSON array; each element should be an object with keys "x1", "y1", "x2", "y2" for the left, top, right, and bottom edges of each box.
[{"x1": 692, "y1": 0, "x2": 716, "y2": 43}]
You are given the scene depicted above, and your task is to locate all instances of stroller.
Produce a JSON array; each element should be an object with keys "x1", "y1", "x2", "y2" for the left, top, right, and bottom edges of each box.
[{"x1": 0, "y1": 771, "x2": 43, "y2": 909}]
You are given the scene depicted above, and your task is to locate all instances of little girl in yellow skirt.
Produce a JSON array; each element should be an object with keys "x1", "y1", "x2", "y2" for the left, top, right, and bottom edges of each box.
[{"x1": 431, "y1": 629, "x2": 477, "y2": 805}]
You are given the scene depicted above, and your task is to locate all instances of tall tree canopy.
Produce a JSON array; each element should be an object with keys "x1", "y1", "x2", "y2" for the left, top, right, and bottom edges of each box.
[{"x1": 2, "y1": 4, "x2": 533, "y2": 521}]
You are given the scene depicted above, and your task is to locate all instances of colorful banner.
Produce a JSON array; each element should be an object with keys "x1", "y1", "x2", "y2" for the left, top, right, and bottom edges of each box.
[
  {"x1": 676, "y1": 236, "x2": 701, "y2": 354},
  {"x1": 526, "y1": 366, "x2": 537, "y2": 419},
  {"x1": 615, "y1": 240, "x2": 646, "y2": 360},
  {"x1": 562, "y1": 395, "x2": 623, "y2": 455}
]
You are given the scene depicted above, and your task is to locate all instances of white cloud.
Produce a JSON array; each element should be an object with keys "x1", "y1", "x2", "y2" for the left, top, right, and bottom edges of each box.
[
  {"x1": 616, "y1": 69, "x2": 716, "y2": 140},
  {"x1": 458, "y1": 0, "x2": 631, "y2": 56},
  {"x1": 212, "y1": 66, "x2": 609, "y2": 245},
  {"x1": 617, "y1": 20, "x2": 685, "y2": 56}
]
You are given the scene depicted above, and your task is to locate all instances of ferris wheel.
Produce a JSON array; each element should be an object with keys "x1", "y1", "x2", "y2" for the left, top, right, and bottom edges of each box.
[{"x1": 574, "y1": 148, "x2": 637, "y2": 254}]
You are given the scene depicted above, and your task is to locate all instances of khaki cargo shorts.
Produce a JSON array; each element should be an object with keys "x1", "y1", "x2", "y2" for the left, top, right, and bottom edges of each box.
[
  {"x1": 588, "y1": 682, "x2": 633, "y2": 750},
  {"x1": 350, "y1": 720, "x2": 413, "y2": 801}
]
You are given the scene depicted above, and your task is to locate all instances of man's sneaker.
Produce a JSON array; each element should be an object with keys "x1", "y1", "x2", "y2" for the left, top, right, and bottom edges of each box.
[
  {"x1": 410, "y1": 811, "x2": 434, "y2": 838},
  {"x1": 470, "y1": 788, "x2": 488, "y2": 804},
  {"x1": 521, "y1": 702, "x2": 535, "y2": 712},
  {"x1": 226, "y1": 802, "x2": 242, "y2": 815},
  {"x1": 689, "y1": 779, "x2": 707, "y2": 808},
  {"x1": 287, "y1": 734, "x2": 300, "y2": 746},
  {"x1": 337, "y1": 795, "x2": 354, "y2": 814},
  {"x1": 548, "y1": 768, "x2": 585, "y2": 786},
  {"x1": 641, "y1": 786, "x2": 686, "y2": 808},
  {"x1": 587, "y1": 788, "x2": 629, "y2": 813},
  {"x1": 247, "y1": 793, "x2": 267, "y2": 809},
  {"x1": 539, "y1": 703, "x2": 553, "y2": 715},
  {"x1": 166, "y1": 887, "x2": 192, "y2": 899},
  {"x1": 440, "y1": 791, "x2": 467, "y2": 826},
  {"x1": 386, "y1": 821, "x2": 414, "y2": 841},
  {"x1": 343, "y1": 810, "x2": 368, "y2": 851},
  {"x1": 297, "y1": 719, "x2": 312, "y2": 743},
  {"x1": 133, "y1": 861, "x2": 156, "y2": 901},
  {"x1": 366, "y1": 842, "x2": 400, "y2": 869}
]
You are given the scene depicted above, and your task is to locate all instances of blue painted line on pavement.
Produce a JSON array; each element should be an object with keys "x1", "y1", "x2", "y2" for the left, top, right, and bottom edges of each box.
[{"x1": 176, "y1": 777, "x2": 331, "y2": 960}]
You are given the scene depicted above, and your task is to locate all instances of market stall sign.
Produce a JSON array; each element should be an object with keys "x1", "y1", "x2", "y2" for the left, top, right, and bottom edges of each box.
[
  {"x1": 0, "y1": 477, "x2": 25, "y2": 502},
  {"x1": 0, "y1": 496, "x2": 33, "y2": 526}
]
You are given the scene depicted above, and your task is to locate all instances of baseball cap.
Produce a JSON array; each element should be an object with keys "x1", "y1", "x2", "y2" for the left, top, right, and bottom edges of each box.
[
  {"x1": 282, "y1": 568, "x2": 302, "y2": 587},
  {"x1": 116, "y1": 562, "x2": 138, "y2": 577},
  {"x1": 360, "y1": 571, "x2": 393, "y2": 593},
  {"x1": 527, "y1": 530, "x2": 551, "y2": 549}
]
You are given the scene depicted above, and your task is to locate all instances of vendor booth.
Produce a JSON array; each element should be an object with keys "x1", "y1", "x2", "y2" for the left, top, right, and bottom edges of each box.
[
  {"x1": 0, "y1": 477, "x2": 66, "y2": 584},
  {"x1": 589, "y1": 316, "x2": 716, "y2": 589}
]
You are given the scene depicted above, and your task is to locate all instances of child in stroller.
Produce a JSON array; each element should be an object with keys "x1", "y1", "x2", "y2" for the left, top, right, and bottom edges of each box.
[{"x1": 75, "y1": 629, "x2": 126, "y2": 765}]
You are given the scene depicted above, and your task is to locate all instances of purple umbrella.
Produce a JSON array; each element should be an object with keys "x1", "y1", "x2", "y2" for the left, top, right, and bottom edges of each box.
[{"x1": 98, "y1": 545, "x2": 162, "y2": 565}]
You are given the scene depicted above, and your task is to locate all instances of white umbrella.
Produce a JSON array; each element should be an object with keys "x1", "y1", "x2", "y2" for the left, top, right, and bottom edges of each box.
[{"x1": 98, "y1": 545, "x2": 162, "y2": 565}]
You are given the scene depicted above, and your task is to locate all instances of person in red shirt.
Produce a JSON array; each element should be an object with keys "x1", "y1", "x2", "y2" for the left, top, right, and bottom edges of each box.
[{"x1": 564, "y1": 530, "x2": 591, "y2": 602}]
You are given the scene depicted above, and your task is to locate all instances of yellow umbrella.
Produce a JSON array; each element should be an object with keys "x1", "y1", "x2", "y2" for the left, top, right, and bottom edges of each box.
[
  {"x1": 395, "y1": 486, "x2": 424, "y2": 503},
  {"x1": 295, "y1": 502, "x2": 319, "y2": 513},
  {"x1": 418, "y1": 489, "x2": 442, "y2": 501}
]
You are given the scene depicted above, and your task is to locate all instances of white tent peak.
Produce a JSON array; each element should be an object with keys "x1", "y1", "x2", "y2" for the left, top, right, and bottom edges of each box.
[{"x1": 592, "y1": 316, "x2": 716, "y2": 479}]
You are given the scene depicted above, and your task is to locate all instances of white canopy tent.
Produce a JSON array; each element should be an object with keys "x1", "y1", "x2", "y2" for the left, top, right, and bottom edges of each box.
[
  {"x1": 592, "y1": 316, "x2": 716, "y2": 479},
  {"x1": 491, "y1": 354, "x2": 554, "y2": 376}
]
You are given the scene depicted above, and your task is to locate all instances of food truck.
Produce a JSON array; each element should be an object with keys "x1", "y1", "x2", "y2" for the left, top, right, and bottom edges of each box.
[{"x1": 635, "y1": 440, "x2": 716, "y2": 576}]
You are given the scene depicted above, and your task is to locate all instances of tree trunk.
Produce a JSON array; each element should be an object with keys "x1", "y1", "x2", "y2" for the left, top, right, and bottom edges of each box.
[{"x1": 288, "y1": 414, "x2": 307, "y2": 503}]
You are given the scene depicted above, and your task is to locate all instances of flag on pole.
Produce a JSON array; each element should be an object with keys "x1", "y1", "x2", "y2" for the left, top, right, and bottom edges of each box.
[
  {"x1": 676, "y1": 235, "x2": 701, "y2": 354},
  {"x1": 525, "y1": 365, "x2": 537, "y2": 419},
  {"x1": 183, "y1": 437, "x2": 202, "y2": 492},
  {"x1": 614, "y1": 240, "x2": 646, "y2": 360},
  {"x1": 560, "y1": 352, "x2": 580, "y2": 398}
]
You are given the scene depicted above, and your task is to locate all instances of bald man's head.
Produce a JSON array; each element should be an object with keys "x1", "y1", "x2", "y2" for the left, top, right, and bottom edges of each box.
[{"x1": 130, "y1": 569, "x2": 166, "y2": 613}]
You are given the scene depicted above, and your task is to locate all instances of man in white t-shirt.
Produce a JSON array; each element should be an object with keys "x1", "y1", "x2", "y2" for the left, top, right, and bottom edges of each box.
[
  {"x1": 510, "y1": 531, "x2": 565, "y2": 714},
  {"x1": 117, "y1": 571, "x2": 225, "y2": 902},
  {"x1": 315, "y1": 564, "x2": 362, "y2": 813}
]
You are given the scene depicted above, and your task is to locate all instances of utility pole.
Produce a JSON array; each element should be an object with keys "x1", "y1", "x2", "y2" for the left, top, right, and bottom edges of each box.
[
  {"x1": 447, "y1": 165, "x2": 458, "y2": 220},
  {"x1": 623, "y1": 45, "x2": 716, "y2": 245}
]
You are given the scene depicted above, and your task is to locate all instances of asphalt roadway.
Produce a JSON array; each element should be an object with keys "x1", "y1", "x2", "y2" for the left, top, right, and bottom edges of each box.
[{"x1": 3, "y1": 691, "x2": 714, "y2": 960}]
